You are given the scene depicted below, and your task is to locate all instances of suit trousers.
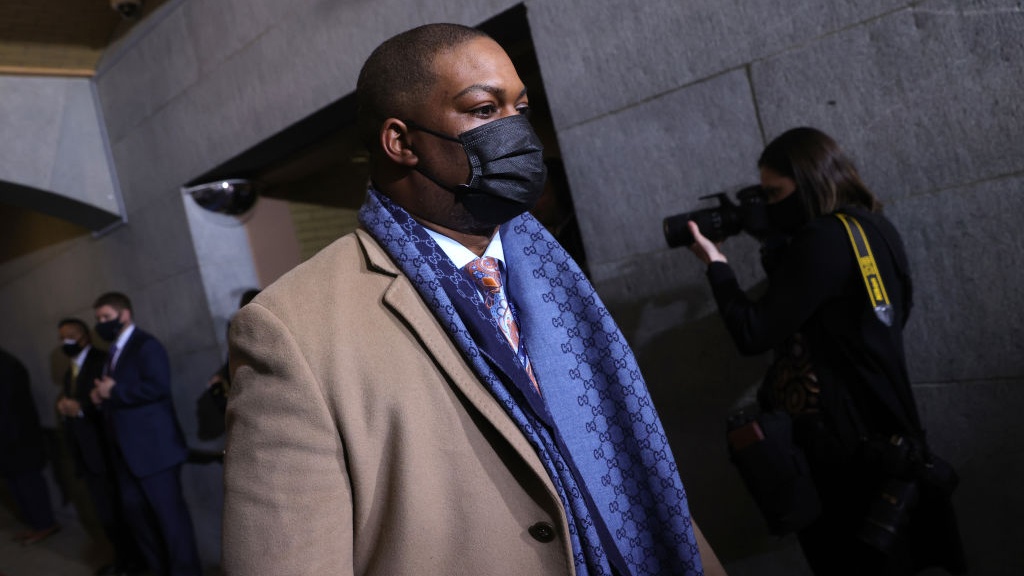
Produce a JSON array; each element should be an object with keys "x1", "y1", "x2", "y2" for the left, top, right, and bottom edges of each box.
[
  {"x1": 82, "y1": 465, "x2": 145, "y2": 568},
  {"x1": 4, "y1": 469, "x2": 56, "y2": 530},
  {"x1": 111, "y1": 451, "x2": 201, "y2": 576}
]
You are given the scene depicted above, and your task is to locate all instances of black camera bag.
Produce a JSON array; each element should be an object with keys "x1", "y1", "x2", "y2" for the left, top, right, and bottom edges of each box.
[{"x1": 727, "y1": 410, "x2": 821, "y2": 535}]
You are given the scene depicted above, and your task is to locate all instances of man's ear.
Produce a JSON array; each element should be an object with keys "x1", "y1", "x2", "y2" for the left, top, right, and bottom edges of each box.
[{"x1": 380, "y1": 118, "x2": 417, "y2": 167}]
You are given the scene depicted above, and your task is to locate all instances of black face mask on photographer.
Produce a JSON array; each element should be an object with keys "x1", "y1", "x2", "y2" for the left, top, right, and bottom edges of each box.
[
  {"x1": 765, "y1": 191, "x2": 809, "y2": 236},
  {"x1": 404, "y1": 114, "x2": 548, "y2": 226}
]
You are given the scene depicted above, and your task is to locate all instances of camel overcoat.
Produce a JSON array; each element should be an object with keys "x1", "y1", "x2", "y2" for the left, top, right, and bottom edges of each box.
[
  {"x1": 223, "y1": 229, "x2": 576, "y2": 575},
  {"x1": 222, "y1": 229, "x2": 723, "y2": 576}
]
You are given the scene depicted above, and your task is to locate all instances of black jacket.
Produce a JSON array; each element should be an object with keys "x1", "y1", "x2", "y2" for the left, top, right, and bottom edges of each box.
[
  {"x1": 706, "y1": 206, "x2": 966, "y2": 574},
  {"x1": 707, "y1": 206, "x2": 917, "y2": 447},
  {"x1": 0, "y1": 348, "x2": 46, "y2": 476},
  {"x1": 62, "y1": 346, "x2": 112, "y2": 476}
]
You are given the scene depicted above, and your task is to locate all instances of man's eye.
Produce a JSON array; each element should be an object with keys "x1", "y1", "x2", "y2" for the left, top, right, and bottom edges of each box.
[
  {"x1": 516, "y1": 105, "x2": 532, "y2": 117},
  {"x1": 471, "y1": 105, "x2": 497, "y2": 117}
]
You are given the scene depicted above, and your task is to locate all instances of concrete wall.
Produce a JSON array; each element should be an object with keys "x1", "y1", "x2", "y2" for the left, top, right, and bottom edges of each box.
[
  {"x1": 527, "y1": 0, "x2": 1024, "y2": 573},
  {"x1": 1, "y1": 0, "x2": 1020, "y2": 573}
]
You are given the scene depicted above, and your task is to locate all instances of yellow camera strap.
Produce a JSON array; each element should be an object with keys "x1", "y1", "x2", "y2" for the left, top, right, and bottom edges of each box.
[{"x1": 835, "y1": 213, "x2": 894, "y2": 326}]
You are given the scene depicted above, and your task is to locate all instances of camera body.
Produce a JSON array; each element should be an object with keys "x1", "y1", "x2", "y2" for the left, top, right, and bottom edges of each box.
[
  {"x1": 860, "y1": 476, "x2": 919, "y2": 553},
  {"x1": 726, "y1": 411, "x2": 822, "y2": 536},
  {"x1": 663, "y1": 184, "x2": 769, "y2": 248},
  {"x1": 858, "y1": 434, "x2": 959, "y2": 553}
]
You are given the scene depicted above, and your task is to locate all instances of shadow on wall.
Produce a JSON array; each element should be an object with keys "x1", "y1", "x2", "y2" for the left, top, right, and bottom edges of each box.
[
  {"x1": 605, "y1": 282, "x2": 817, "y2": 567},
  {"x1": 0, "y1": 204, "x2": 92, "y2": 266}
]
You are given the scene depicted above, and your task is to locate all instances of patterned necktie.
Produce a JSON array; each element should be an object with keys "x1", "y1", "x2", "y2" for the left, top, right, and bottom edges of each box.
[{"x1": 463, "y1": 256, "x2": 539, "y2": 392}]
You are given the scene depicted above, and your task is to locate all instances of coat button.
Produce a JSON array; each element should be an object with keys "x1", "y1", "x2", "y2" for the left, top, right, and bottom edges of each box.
[{"x1": 528, "y1": 522, "x2": 556, "y2": 543}]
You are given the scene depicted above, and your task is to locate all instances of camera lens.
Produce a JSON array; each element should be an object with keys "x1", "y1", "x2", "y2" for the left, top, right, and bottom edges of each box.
[
  {"x1": 662, "y1": 188, "x2": 757, "y2": 248},
  {"x1": 663, "y1": 212, "x2": 697, "y2": 248},
  {"x1": 859, "y1": 478, "x2": 919, "y2": 553}
]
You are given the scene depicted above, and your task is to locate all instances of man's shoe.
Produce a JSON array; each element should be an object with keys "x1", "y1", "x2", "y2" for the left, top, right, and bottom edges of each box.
[{"x1": 20, "y1": 524, "x2": 60, "y2": 546}]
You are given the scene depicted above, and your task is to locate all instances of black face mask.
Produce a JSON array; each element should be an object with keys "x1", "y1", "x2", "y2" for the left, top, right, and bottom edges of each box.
[
  {"x1": 95, "y1": 318, "x2": 123, "y2": 342},
  {"x1": 406, "y1": 114, "x2": 548, "y2": 226},
  {"x1": 61, "y1": 339, "x2": 83, "y2": 358},
  {"x1": 765, "y1": 191, "x2": 809, "y2": 235}
]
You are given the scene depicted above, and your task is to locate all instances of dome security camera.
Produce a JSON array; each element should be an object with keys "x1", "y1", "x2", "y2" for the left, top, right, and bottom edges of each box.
[
  {"x1": 110, "y1": 0, "x2": 143, "y2": 19},
  {"x1": 182, "y1": 179, "x2": 259, "y2": 216}
]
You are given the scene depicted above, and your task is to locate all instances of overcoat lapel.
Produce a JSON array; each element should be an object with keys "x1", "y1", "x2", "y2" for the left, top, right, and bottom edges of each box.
[{"x1": 356, "y1": 230, "x2": 560, "y2": 500}]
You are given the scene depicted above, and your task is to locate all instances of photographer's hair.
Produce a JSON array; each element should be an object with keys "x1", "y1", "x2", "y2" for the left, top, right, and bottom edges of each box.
[
  {"x1": 758, "y1": 127, "x2": 880, "y2": 217},
  {"x1": 93, "y1": 291, "x2": 133, "y2": 313},
  {"x1": 355, "y1": 23, "x2": 490, "y2": 156},
  {"x1": 58, "y1": 318, "x2": 90, "y2": 339}
]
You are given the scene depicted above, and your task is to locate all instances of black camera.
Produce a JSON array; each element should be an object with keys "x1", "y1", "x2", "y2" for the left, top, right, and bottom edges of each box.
[
  {"x1": 726, "y1": 411, "x2": 821, "y2": 536},
  {"x1": 663, "y1": 185, "x2": 769, "y2": 248},
  {"x1": 860, "y1": 477, "x2": 919, "y2": 554},
  {"x1": 858, "y1": 434, "x2": 960, "y2": 554}
]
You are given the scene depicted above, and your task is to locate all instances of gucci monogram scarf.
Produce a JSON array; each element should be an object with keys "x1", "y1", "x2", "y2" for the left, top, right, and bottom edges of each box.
[{"x1": 359, "y1": 189, "x2": 702, "y2": 575}]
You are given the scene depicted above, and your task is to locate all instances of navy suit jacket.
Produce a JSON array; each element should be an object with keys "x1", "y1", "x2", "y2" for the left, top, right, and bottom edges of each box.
[
  {"x1": 104, "y1": 328, "x2": 188, "y2": 478},
  {"x1": 63, "y1": 346, "x2": 111, "y2": 476}
]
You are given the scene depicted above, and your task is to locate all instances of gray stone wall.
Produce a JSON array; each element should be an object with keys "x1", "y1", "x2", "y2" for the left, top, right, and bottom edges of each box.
[
  {"x1": 529, "y1": 0, "x2": 1024, "y2": 572},
  {"x1": 1, "y1": 0, "x2": 1020, "y2": 572}
]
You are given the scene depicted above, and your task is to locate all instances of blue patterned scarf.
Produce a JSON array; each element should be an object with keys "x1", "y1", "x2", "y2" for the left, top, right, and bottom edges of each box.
[{"x1": 359, "y1": 189, "x2": 702, "y2": 576}]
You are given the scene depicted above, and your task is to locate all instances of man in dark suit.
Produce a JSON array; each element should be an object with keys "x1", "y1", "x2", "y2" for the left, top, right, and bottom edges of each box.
[
  {"x1": 0, "y1": 347, "x2": 60, "y2": 546},
  {"x1": 90, "y1": 292, "x2": 201, "y2": 576},
  {"x1": 57, "y1": 318, "x2": 145, "y2": 576}
]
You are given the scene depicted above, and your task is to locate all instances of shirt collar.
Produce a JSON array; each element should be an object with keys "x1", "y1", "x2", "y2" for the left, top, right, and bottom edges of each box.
[
  {"x1": 423, "y1": 228, "x2": 505, "y2": 270},
  {"x1": 114, "y1": 324, "x2": 135, "y2": 351},
  {"x1": 73, "y1": 345, "x2": 92, "y2": 367}
]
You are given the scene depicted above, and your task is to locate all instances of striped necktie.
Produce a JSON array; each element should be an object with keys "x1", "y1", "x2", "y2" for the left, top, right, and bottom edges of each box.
[{"x1": 105, "y1": 344, "x2": 118, "y2": 376}]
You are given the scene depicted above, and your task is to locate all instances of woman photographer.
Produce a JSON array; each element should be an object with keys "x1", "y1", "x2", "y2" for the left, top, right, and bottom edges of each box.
[{"x1": 688, "y1": 127, "x2": 966, "y2": 575}]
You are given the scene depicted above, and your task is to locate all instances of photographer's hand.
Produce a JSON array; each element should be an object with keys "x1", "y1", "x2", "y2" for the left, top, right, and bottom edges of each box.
[{"x1": 687, "y1": 221, "x2": 728, "y2": 265}]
